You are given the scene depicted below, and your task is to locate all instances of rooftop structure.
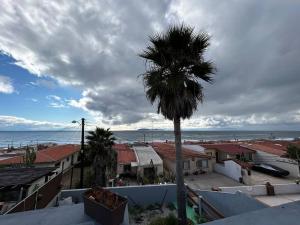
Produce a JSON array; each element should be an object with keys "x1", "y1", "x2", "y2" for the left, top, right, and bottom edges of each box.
[
  {"x1": 132, "y1": 145, "x2": 162, "y2": 166},
  {"x1": 242, "y1": 143, "x2": 287, "y2": 156},
  {"x1": 0, "y1": 167, "x2": 56, "y2": 189},
  {"x1": 200, "y1": 143, "x2": 255, "y2": 155},
  {"x1": 182, "y1": 144, "x2": 206, "y2": 153},
  {"x1": 114, "y1": 144, "x2": 137, "y2": 164},
  {"x1": 1, "y1": 184, "x2": 300, "y2": 225},
  {"x1": 0, "y1": 144, "x2": 80, "y2": 165},
  {"x1": 152, "y1": 143, "x2": 210, "y2": 160}
]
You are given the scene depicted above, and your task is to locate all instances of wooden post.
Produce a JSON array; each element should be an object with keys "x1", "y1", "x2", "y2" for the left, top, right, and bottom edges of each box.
[{"x1": 198, "y1": 195, "x2": 203, "y2": 217}]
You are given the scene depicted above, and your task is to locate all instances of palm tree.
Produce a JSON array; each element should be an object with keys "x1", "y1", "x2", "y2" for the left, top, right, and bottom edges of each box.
[
  {"x1": 140, "y1": 24, "x2": 215, "y2": 225},
  {"x1": 86, "y1": 127, "x2": 116, "y2": 186}
]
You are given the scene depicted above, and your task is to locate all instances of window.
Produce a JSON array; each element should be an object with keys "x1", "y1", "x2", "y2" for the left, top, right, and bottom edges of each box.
[
  {"x1": 249, "y1": 153, "x2": 253, "y2": 161},
  {"x1": 183, "y1": 161, "x2": 190, "y2": 170},
  {"x1": 66, "y1": 157, "x2": 69, "y2": 162},
  {"x1": 196, "y1": 160, "x2": 208, "y2": 168}
]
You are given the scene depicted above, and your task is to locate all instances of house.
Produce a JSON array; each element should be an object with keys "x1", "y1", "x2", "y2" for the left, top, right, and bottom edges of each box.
[
  {"x1": 113, "y1": 144, "x2": 137, "y2": 176},
  {"x1": 242, "y1": 141, "x2": 299, "y2": 177},
  {"x1": 152, "y1": 143, "x2": 212, "y2": 175},
  {"x1": 132, "y1": 143, "x2": 163, "y2": 178},
  {"x1": 200, "y1": 143, "x2": 255, "y2": 162},
  {"x1": 113, "y1": 143, "x2": 163, "y2": 178},
  {"x1": 0, "y1": 167, "x2": 56, "y2": 214},
  {"x1": 0, "y1": 144, "x2": 80, "y2": 173}
]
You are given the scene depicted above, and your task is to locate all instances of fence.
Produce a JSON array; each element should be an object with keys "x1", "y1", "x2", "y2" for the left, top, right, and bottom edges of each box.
[
  {"x1": 186, "y1": 186, "x2": 224, "y2": 221},
  {"x1": 5, "y1": 172, "x2": 62, "y2": 214}
]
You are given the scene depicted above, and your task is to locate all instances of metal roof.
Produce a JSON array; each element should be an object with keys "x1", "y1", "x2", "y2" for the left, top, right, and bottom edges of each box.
[
  {"x1": 0, "y1": 167, "x2": 56, "y2": 188},
  {"x1": 132, "y1": 145, "x2": 163, "y2": 167}
]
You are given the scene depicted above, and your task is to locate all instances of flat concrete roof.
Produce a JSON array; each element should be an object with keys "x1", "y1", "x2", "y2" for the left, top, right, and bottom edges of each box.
[
  {"x1": 255, "y1": 194, "x2": 300, "y2": 206},
  {"x1": 0, "y1": 203, "x2": 129, "y2": 225},
  {"x1": 205, "y1": 201, "x2": 300, "y2": 225}
]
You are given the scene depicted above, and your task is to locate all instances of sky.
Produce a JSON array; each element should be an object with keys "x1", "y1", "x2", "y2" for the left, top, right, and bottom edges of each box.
[{"x1": 0, "y1": 0, "x2": 299, "y2": 131}]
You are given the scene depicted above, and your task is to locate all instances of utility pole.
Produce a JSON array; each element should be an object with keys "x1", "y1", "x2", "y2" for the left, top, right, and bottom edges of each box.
[{"x1": 80, "y1": 118, "x2": 85, "y2": 188}]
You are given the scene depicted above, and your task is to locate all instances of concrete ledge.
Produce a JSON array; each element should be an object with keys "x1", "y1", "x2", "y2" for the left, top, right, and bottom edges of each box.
[{"x1": 60, "y1": 184, "x2": 177, "y2": 206}]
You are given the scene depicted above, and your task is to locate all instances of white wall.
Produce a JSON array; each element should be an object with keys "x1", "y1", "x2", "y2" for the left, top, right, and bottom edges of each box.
[
  {"x1": 253, "y1": 150, "x2": 299, "y2": 177},
  {"x1": 214, "y1": 160, "x2": 242, "y2": 182},
  {"x1": 27, "y1": 176, "x2": 47, "y2": 196},
  {"x1": 220, "y1": 183, "x2": 300, "y2": 196},
  {"x1": 33, "y1": 152, "x2": 80, "y2": 174}
]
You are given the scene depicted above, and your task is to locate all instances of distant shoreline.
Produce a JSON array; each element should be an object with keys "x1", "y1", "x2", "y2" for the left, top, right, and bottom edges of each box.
[{"x1": 0, "y1": 130, "x2": 299, "y2": 148}]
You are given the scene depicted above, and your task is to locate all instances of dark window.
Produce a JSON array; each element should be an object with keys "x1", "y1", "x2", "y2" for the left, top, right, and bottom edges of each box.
[
  {"x1": 183, "y1": 161, "x2": 190, "y2": 170},
  {"x1": 124, "y1": 164, "x2": 131, "y2": 173},
  {"x1": 196, "y1": 160, "x2": 208, "y2": 168}
]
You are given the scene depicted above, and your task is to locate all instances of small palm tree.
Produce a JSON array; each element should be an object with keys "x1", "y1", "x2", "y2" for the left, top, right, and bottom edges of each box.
[
  {"x1": 86, "y1": 127, "x2": 116, "y2": 186},
  {"x1": 23, "y1": 146, "x2": 36, "y2": 167},
  {"x1": 140, "y1": 24, "x2": 215, "y2": 225}
]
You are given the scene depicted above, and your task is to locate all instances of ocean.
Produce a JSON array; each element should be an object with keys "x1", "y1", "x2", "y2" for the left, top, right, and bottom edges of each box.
[{"x1": 0, "y1": 130, "x2": 300, "y2": 148}]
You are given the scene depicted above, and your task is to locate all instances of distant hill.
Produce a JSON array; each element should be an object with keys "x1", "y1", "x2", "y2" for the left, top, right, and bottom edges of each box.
[{"x1": 137, "y1": 128, "x2": 164, "y2": 131}]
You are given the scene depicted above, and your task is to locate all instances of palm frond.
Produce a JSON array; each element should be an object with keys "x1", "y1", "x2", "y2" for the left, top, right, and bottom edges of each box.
[{"x1": 139, "y1": 24, "x2": 216, "y2": 120}]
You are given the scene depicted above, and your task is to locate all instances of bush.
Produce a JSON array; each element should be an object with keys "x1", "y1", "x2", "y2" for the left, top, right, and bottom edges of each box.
[
  {"x1": 149, "y1": 214, "x2": 178, "y2": 225},
  {"x1": 166, "y1": 202, "x2": 176, "y2": 211}
]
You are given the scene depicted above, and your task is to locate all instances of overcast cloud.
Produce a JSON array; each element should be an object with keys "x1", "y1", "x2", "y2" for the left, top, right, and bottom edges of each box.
[{"x1": 0, "y1": 0, "x2": 299, "y2": 130}]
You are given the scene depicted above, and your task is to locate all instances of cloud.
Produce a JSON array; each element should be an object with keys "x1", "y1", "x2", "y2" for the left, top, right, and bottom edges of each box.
[
  {"x1": 29, "y1": 79, "x2": 58, "y2": 89},
  {"x1": 27, "y1": 98, "x2": 38, "y2": 102},
  {"x1": 46, "y1": 95, "x2": 67, "y2": 108},
  {"x1": 0, "y1": 115, "x2": 75, "y2": 130},
  {"x1": 0, "y1": 0, "x2": 299, "y2": 129},
  {"x1": 0, "y1": 75, "x2": 14, "y2": 94}
]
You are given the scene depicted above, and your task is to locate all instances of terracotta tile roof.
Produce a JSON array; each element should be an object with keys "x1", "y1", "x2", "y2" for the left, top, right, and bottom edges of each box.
[
  {"x1": 241, "y1": 143, "x2": 286, "y2": 156},
  {"x1": 200, "y1": 143, "x2": 255, "y2": 154},
  {"x1": 151, "y1": 143, "x2": 210, "y2": 161},
  {"x1": 113, "y1": 144, "x2": 137, "y2": 164},
  {"x1": 0, "y1": 144, "x2": 80, "y2": 165}
]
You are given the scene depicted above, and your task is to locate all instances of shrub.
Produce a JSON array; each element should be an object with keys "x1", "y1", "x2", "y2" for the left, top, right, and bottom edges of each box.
[{"x1": 149, "y1": 214, "x2": 178, "y2": 225}]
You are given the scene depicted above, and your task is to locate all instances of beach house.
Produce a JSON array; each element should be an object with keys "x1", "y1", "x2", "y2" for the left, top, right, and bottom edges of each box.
[
  {"x1": 0, "y1": 144, "x2": 80, "y2": 173},
  {"x1": 113, "y1": 144, "x2": 138, "y2": 177},
  {"x1": 152, "y1": 142, "x2": 212, "y2": 175},
  {"x1": 114, "y1": 143, "x2": 163, "y2": 179}
]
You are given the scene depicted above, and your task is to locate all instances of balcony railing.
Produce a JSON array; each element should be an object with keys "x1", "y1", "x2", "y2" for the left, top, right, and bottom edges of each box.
[{"x1": 5, "y1": 172, "x2": 63, "y2": 214}]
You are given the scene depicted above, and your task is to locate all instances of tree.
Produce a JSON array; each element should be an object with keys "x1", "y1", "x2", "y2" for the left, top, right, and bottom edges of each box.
[
  {"x1": 287, "y1": 144, "x2": 300, "y2": 177},
  {"x1": 86, "y1": 127, "x2": 116, "y2": 186},
  {"x1": 140, "y1": 24, "x2": 215, "y2": 225},
  {"x1": 23, "y1": 146, "x2": 36, "y2": 167}
]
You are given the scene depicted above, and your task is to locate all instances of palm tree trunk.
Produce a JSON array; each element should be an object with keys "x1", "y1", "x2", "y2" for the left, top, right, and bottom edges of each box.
[{"x1": 174, "y1": 116, "x2": 187, "y2": 225}]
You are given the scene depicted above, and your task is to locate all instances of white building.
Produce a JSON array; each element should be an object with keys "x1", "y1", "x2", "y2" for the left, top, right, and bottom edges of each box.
[{"x1": 132, "y1": 144, "x2": 163, "y2": 177}]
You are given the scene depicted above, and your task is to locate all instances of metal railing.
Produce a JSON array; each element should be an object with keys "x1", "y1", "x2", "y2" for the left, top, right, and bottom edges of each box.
[
  {"x1": 186, "y1": 186, "x2": 224, "y2": 221},
  {"x1": 5, "y1": 172, "x2": 63, "y2": 214}
]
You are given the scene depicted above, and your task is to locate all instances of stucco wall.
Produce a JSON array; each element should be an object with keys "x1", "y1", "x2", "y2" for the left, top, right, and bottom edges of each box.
[
  {"x1": 220, "y1": 183, "x2": 300, "y2": 196},
  {"x1": 253, "y1": 150, "x2": 299, "y2": 177},
  {"x1": 214, "y1": 160, "x2": 242, "y2": 182},
  {"x1": 196, "y1": 190, "x2": 267, "y2": 217},
  {"x1": 27, "y1": 176, "x2": 47, "y2": 196},
  {"x1": 60, "y1": 184, "x2": 177, "y2": 206},
  {"x1": 163, "y1": 157, "x2": 212, "y2": 175}
]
